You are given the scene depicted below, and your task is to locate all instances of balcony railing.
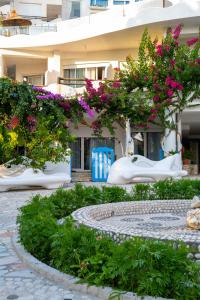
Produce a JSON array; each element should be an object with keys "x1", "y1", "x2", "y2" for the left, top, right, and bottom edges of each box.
[
  {"x1": 0, "y1": 24, "x2": 57, "y2": 36},
  {"x1": 58, "y1": 77, "x2": 86, "y2": 88},
  {"x1": 90, "y1": 0, "x2": 108, "y2": 7}
]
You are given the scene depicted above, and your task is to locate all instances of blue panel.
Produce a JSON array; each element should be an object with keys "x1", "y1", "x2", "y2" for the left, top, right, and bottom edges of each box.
[
  {"x1": 159, "y1": 148, "x2": 164, "y2": 160},
  {"x1": 113, "y1": 1, "x2": 129, "y2": 4},
  {"x1": 92, "y1": 147, "x2": 114, "y2": 182},
  {"x1": 90, "y1": 0, "x2": 108, "y2": 7}
]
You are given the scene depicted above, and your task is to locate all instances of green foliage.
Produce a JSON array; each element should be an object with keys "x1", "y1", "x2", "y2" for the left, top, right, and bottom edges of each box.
[
  {"x1": 0, "y1": 78, "x2": 74, "y2": 168},
  {"x1": 120, "y1": 26, "x2": 200, "y2": 131},
  {"x1": 18, "y1": 181, "x2": 200, "y2": 299},
  {"x1": 132, "y1": 179, "x2": 200, "y2": 200}
]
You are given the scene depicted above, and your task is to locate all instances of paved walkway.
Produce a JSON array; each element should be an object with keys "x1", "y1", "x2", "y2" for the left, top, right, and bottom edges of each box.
[{"x1": 0, "y1": 188, "x2": 100, "y2": 300}]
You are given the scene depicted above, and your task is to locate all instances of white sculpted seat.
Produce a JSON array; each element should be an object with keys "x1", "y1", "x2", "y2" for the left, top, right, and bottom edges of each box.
[
  {"x1": 107, "y1": 154, "x2": 187, "y2": 184},
  {"x1": 0, "y1": 157, "x2": 71, "y2": 192}
]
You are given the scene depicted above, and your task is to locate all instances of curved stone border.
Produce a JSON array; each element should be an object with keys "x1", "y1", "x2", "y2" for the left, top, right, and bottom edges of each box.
[
  {"x1": 72, "y1": 200, "x2": 200, "y2": 246},
  {"x1": 12, "y1": 235, "x2": 168, "y2": 300}
]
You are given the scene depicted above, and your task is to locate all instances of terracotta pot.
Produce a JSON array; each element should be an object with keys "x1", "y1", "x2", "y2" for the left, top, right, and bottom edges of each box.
[{"x1": 183, "y1": 159, "x2": 191, "y2": 165}]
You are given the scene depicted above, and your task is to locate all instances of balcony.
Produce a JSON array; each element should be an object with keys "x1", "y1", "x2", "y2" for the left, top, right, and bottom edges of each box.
[
  {"x1": 90, "y1": 0, "x2": 108, "y2": 7},
  {"x1": 0, "y1": 24, "x2": 57, "y2": 36}
]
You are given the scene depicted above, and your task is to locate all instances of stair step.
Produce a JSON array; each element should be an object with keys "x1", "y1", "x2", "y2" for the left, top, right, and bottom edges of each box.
[{"x1": 72, "y1": 171, "x2": 92, "y2": 182}]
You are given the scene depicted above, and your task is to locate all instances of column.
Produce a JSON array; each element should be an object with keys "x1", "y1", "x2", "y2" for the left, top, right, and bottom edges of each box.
[
  {"x1": 125, "y1": 119, "x2": 134, "y2": 157},
  {"x1": 45, "y1": 52, "x2": 61, "y2": 86},
  {"x1": 62, "y1": 0, "x2": 72, "y2": 20},
  {"x1": 80, "y1": 0, "x2": 89, "y2": 17},
  {"x1": 0, "y1": 54, "x2": 4, "y2": 77},
  {"x1": 162, "y1": 110, "x2": 176, "y2": 156}
]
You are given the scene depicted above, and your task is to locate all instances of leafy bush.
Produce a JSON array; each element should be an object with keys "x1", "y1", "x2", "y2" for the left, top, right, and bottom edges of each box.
[
  {"x1": 132, "y1": 179, "x2": 200, "y2": 200},
  {"x1": 18, "y1": 182, "x2": 200, "y2": 299}
]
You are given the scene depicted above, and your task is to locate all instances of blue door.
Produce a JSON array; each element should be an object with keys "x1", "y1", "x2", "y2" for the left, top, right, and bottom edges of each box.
[{"x1": 92, "y1": 147, "x2": 114, "y2": 182}]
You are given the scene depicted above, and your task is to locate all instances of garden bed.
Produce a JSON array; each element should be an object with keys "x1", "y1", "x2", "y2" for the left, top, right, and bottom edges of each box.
[{"x1": 17, "y1": 181, "x2": 200, "y2": 299}]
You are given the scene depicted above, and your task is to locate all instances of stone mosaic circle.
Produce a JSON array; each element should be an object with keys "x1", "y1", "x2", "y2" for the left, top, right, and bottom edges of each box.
[{"x1": 72, "y1": 200, "x2": 200, "y2": 245}]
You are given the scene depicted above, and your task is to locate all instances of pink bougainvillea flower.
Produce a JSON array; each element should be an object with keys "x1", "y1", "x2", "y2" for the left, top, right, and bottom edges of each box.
[
  {"x1": 170, "y1": 81, "x2": 178, "y2": 89},
  {"x1": 153, "y1": 95, "x2": 160, "y2": 102},
  {"x1": 197, "y1": 58, "x2": 200, "y2": 64},
  {"x1": 100, "y1": 93, "x2": 108, "y2": 102},
  {"x1": 144, "y1": 76, "x2": 149, "y2": 81},
  {"x1": 177, "y1": 84, "x2": 183, "y2": 91},
  {"x1": 170, "y1": 59, "x2": 176, "y2": 67},
  {"x1": 165, "y1": 45, "x2": 170, "y2": 52},
  {"x1": 173, "y1": 24, "x2": 182, "y2": 39},
  {"x1": 112, "y1": 80, "x2": 121, "y2": 88},
  {"x1": 167, "y1": 90, "x2": 174, "y2": 97},
  {"x1": 85, "y1": 78, "x2": 93, "y2": 89},
  {"x1": 59, "y1": 101, "x2": 70, "y2": 111},
  {"x1": 150, "y1": 108, "x2": 157, "y2": 113},
  {"x1": 153, "y1": 83, "x2": 160, "y2": 91},
  {"x1": 78, "y1": 97, "x2": 95, "y2": 118},
  {"x1": 148, "y1": 114, "x2": 157, "y2": 122},
  {"x1": 87, "y1": 109, "x2": 95, "y2": 118},
  {"x1": 156, "y1": 44, "x2": 163, "y2": 56},
  {"x1": 165, "y1": 77, "x2": 183, "y2": 91},
  {"x1": 156, "y1": 103, "x2": 161, "y2": 109},
  {"x1": 187, "y1": 37, "x2": 199, "y2": 46},
  {"x1": 165, "y1": 76, "x2": 171, "y2": 86}
]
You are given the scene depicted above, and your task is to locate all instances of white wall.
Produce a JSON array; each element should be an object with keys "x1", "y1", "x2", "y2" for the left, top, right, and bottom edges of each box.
[
  {"x1": 5, "y1": 57, "x2": 47, "y2": 81},
  {"x1": 14, "y1": 0, "x2": 47, "y2": 17}
]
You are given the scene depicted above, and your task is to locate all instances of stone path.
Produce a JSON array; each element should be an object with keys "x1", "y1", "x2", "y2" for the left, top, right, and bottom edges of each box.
[{"x1": 0, "y1": 188, "x2": 100, "y2": 300}]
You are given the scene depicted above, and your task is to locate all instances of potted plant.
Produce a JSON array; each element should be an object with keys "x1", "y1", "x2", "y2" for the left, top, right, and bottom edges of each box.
[{"x1": 183, "y1": 149, "x2": 192, "y2": 165}]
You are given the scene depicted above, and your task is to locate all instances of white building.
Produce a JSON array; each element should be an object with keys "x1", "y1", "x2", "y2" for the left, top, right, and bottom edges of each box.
[{"x1": 0, "y1": 0, "x2": 200, "y2": 176}]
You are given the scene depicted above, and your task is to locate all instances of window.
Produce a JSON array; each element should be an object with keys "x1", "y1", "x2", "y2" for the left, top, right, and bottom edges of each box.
[
  {"x1": 70, "y1": 138, "x2": 81, "y2": 169},
  {"x1": 23, "y1": 75, "x2": 44, "y2": 86},
  {"x1": 7, "y1": 65, "x2": 16, "y2": 80},
  {"x1": 147, "y1": 132, "x2": 162, "y2": 161},
  {"x1": 132, "y1": 132, "x2": 163, "y2": 160},
  {"x1": 86, "y1": 67, "x2": 105, "y2": 80},
  {"x1": 63, "y1": 68, "x2": 85, "y2": 87},
  {"x1": 63, "y1": 66, "x2": 105, "y2": 86},
  {"x1": 70, "y1": 2, "x2": 80, "y2": 18}
]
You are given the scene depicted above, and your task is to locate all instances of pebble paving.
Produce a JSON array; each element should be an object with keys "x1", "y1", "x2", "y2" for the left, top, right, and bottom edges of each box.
[{"x1": 0, "y1": 188, "x2": 100, "y2": 300}]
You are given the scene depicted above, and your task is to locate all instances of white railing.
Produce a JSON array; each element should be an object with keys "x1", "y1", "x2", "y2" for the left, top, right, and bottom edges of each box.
[{"x1": 0, "y1": 24, "x2": 57, "y2": 36}]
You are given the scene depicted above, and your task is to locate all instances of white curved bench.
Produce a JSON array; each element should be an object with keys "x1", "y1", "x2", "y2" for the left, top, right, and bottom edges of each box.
[
  {"x1": 107, "y1": 154, "x2": 187, "y2": 184},
  {"x1": 0, "y1": 158, "x2": 71, "y2": 192}
]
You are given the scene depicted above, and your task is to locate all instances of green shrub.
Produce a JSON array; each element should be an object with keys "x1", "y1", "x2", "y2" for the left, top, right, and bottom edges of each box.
[
  {"x1": 131, "y1": 179, "x2": 200, "y2": 201},
  {"x1": 17, "y1": 181, "x2": 200, "y2": 299}
]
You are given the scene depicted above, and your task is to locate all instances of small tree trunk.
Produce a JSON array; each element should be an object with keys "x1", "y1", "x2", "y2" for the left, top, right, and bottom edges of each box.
[
  {"x1": 162, "y1": 110, "x2": 176, "y2": 156},
  {"x1": 125, "y1": 119, "x2": 134, "y2": 157}
]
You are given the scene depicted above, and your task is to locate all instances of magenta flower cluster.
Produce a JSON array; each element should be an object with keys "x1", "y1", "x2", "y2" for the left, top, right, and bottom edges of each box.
[
  {"x1": 36, "y1": 93, "x2": 64, "y2": 101},
  {"x1": 187, "y1": 37, "x2": 199, "y2": 47},
  {"x1": 78, "y1": 97, "x2": 95, "y2": 118},
  {"x1": 165, "y1": 76, "x2": 183, "y2": 91},
  {"x1": 32, "y1": 85, "x2": 64, "y2": 101}
]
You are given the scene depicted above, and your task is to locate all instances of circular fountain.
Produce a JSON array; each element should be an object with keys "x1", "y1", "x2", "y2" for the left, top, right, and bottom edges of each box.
[{"x1": 72, "y1": 200, "x2": 200, "y2": 249}]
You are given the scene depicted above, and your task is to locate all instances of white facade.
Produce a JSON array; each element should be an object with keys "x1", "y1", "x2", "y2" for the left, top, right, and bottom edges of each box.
[{"x1": 0, "y1": 0, "x2": 200, "y2": 173}]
